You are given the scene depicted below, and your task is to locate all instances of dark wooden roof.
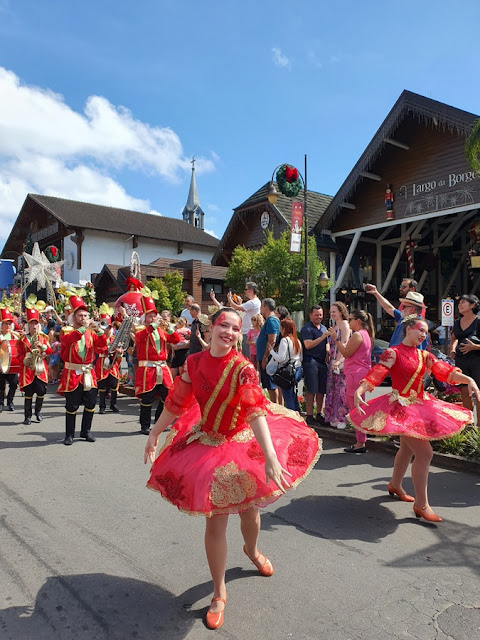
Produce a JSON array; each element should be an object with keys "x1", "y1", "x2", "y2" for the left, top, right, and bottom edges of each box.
[
  {"x1": 212, "y1": 182, "x2": 332, "y2": 265},
  {"x1": 319, "y1": 90, "x2": 479, "y2": 230},
  {"x1": 31, "y1": 194, "x2": 218, "y2": 247}
]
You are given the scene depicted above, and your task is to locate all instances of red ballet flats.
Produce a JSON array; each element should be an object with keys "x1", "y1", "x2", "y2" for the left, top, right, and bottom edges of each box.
[
  {"x1": 206, "y1": 597, "x2": 226, "y2": 630},
  {"x1": 388, "y1": 483, "x2": 415, "y2": 503},
  {"x1": 243, "y1": 545, "x2": 274, "y2": 576}
]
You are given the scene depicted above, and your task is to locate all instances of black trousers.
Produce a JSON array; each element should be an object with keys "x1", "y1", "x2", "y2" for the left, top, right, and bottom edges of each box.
[
  {"x1": 23, "y1": 378, "x2": 47, "y2": 419},
  {"x1": 64, "y1": 384, "x2": 98, "y2": 437},
  {"x1": 139, "y1": 384, "x2": 168, "y2": 430},
  {"x1": 0, "y1": 372, "x2": 18, "y2": 406},
  {"x1": 98, "y1": 374, "x2": 119, "y2": 409}
]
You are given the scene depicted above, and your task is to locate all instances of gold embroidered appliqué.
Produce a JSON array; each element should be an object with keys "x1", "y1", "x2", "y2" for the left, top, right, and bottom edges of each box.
[{"x1": 210, "y1": 461, "x2": 257, "y2": 508}]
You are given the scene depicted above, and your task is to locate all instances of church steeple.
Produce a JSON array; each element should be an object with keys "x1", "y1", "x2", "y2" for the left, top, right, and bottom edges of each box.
[{"x1": 182, "y1": 157, "x2": 205, "y2": 230}]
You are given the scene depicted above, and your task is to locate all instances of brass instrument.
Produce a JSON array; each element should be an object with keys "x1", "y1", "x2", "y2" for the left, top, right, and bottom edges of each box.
[
  {"x1": 24, "y1": 331, "x2": 45, "y2": 377},
  {"x1": 104, "y1": 315, "x2": 136, "y2": 369},
  {"x1": 0, "y1": 338, "x2": 10, "y2": 373}
]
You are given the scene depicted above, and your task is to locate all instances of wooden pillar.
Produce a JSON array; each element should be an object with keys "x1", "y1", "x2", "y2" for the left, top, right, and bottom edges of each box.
[{"x1": 71, "y1": 230, "x2": 84, "y2": 270}]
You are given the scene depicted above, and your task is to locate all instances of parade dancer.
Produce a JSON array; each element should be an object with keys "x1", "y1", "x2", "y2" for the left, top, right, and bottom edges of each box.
[
  {"x1": 144, "y1": 308, "x2": 322, "y2": 630},
  {"x1": 17, "y1": 304, "x2": 52, "y2": 425},
  {"x1": 95, "y1": 305, "x2": 122, "y2": 414},
  {"x1": 349, "y1": 316, "x2": 480, "y2": 522},
  {"x1": 0, "y1": 306, "x2": 21, "y2": 413},
  {"x1": 57, "y1": 295, "x2": 102, "y2": 445},
  {"x1": 134, "y1": 291, "x2": 180, "y2": 434}
]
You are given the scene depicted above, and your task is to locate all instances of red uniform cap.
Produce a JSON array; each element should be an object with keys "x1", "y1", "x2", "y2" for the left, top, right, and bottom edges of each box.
[
  {"x1": 0, "y1": 308, "x2": 14, "y2": 323},
  {"x1": 141, "y1": 295, "x2": 157, "y2": 315},
  {"x1": 26, "y1": 308, "x2": 40, "y2": 322},
  {"x1": 69, "y1": 295, "x2": 88, "y2": 314}
]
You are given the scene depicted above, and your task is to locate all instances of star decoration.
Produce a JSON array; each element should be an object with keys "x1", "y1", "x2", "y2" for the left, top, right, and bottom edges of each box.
[{"x1": 23, "y1": 242, "x2": 64, "y2": 291}]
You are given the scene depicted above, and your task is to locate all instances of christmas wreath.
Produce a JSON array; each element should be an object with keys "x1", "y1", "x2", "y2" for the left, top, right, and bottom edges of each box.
[
  {"x1": 276, "y1": 164, "x2": 303, "y2": 198},
  {"x1": 45, "y1": 245, "x2": 59, "y2": 262}
]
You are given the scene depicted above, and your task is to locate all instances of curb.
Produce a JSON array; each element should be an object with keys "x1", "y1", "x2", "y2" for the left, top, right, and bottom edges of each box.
[{"x1": 314, "y1": 425, "x2": 480, "y2": 476}]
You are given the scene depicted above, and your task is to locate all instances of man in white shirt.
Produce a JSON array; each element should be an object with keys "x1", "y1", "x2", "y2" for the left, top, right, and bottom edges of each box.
[
  {"x1": 180, "y1": 295, "x2": 194, "y2": 327},
  {"x1": 227, "y1": 281, "x2": 261, "y2": 358}
]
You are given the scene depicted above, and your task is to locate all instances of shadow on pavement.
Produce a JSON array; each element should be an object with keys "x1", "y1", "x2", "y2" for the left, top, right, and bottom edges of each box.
[
  {"x1": 263, "y1": 494, "x2": 399, "y2": 542},
  {"x1": 0, "y1": 568, "x2": 255, "y2": 639}
]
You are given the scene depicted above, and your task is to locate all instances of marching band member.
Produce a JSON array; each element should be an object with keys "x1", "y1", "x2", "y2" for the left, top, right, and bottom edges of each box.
[
  {"x1": 95, "y1": 304, "x2": 122, "y2": 414},
  {"x1": 17, "y1": 301, "x2": 52, "y2": 425},
  {"x1": 0, "y1": 305, "x2": 21, "y2": 413},
  {"x1": 134, "y1": 290, "x2": 180, "y2": 435},
  {"x1": 57, "y1": 294, "x2": 103, "y2": 446}
]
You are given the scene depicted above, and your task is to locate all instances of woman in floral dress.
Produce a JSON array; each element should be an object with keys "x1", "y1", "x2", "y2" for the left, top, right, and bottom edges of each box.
[
  {"x1": 349, "y1": 316, "x2": 480, "y2": 522},
  {"x1": 144, "y1": 307, "x2": 321, "y2": 629},
  {"x1": 324, "y1": 302, "x2": 351, "y2": 428}
]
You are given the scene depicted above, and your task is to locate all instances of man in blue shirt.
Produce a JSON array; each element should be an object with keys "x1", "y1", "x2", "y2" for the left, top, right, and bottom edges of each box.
[
  {"x1": 365, "y1": 285, "x2": 428, "y2": 349},
  {"x1": 301, "y1": 305, "x2": 329, "y2": 427},
  {"x1": 257, "y1": 298, "x2": 281, "y2": 403}
]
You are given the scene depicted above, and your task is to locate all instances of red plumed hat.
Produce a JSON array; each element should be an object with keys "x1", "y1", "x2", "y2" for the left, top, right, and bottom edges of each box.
[
  {"x1": 26, "y1": 308, "x2": 40, "y2": 322},
  {"x1": 69, "y1": 295, "x2": 88, "y2": 314},
  {"x1": 0, "y1": 308, "x2": 14, "y2": 322},
  {"x1": 141, "y1": 295, "x2": 157, "y2": 315}
]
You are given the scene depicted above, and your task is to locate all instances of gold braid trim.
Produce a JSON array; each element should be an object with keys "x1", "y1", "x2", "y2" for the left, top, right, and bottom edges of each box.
[
  {"x1": 146, "y1": 435, "x2": 323, "y2": 517},
  {"x1": 244, "y1": 409, "x2": 268, "y2": 424},
  {"x1": 156, "y1": 427, "x2": 178, "y2": 456},
  {"x1": 200, "y1": 355, "x2": 239, "y2": 429},
  {"x1": 401, "y1": 350, "x2": 425, "y2": 396},
  {"x1": 447, "y1": 367, "x2": 461, "y2": 385},
  {"x1": 212, "y1": 359, "x2": 249, "y2": 432},
  {"x1": 266, "y1": 401, "x2": 306, "y2": 423}
]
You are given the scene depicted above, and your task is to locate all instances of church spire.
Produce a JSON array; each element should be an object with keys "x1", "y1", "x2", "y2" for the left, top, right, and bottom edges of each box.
[{"x1": 182, "y1": 156, "x2": 205, "y2": 230}]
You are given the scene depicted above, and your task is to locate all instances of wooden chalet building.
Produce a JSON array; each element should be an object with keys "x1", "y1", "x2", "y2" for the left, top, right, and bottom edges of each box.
[
  {"x1": 212, "y1": 183, "x2": 333, "y2": 266},
  {"x1": 94, "y1": 258, "x2": 227, "y2": 312},
  {"x1": 317, "y1": 90, "x2": 480, "y2": 336}
]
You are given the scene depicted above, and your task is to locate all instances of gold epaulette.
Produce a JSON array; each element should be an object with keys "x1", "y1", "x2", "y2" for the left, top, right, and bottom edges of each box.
[
  {"x1": 61, "y1": 326, "x2": 74, "y2": 334},
  {"x1": 134, "y1": 324, "x2": 146, "y2": 332}
]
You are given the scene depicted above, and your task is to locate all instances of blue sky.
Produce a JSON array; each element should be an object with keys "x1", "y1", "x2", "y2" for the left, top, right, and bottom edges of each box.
[{"x1": 1, "y1": 0, "x2": 480, "y2": 249}]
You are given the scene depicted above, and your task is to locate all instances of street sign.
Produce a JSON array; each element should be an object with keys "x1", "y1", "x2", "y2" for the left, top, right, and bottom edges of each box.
[{"x1": 441, "y1": 299, "x2": 454, "y2": 326}]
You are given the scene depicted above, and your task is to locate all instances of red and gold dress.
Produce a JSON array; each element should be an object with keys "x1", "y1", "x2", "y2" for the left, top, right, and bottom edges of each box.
[
  {"x1": 348, "y1": 343, "x2": 472, "y2": 439},
  {"x1": 147, "y1": 350, "x2": 322, "y2": 517}
]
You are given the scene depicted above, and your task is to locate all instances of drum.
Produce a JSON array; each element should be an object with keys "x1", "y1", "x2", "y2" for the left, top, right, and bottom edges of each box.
[{"x1": 0, "y1": 339, "x2": 20, "y2": 375}]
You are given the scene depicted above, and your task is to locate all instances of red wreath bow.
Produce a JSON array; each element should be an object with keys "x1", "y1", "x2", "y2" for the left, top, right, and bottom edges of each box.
[
  {"x1": 125, "y1": 277, "x2": 143, "y2": 291},
  {"x1": 285, "y1": 165, "x2": 298, "y2": 183}
]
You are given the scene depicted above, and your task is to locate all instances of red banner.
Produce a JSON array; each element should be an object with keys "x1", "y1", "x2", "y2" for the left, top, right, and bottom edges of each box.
[{"x1": 290, "y1": 201, "x2": 304, "y2": 253}]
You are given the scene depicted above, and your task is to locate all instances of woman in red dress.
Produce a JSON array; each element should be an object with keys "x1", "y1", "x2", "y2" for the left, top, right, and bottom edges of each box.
[
  {"x1": 144, "y1": 308, "x2": 321, "y2": 629},
  {"x1": 350, "y1": 316, "x2": 480, "y2": 522}
]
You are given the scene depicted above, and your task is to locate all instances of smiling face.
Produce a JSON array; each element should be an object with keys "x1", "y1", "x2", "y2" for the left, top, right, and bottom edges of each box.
[
  {"x1": 211, "y1": 311, "x2": 241, "y2": 352},
  {"x1": 406, "y1": 320, "x2": 428, "y2": 345},
  {"x1": 329, "y1": 305, "x2": 341, "y2": 322},
  {"x1": 310, "y1": 308, "x2": 323, "y2": 326}
]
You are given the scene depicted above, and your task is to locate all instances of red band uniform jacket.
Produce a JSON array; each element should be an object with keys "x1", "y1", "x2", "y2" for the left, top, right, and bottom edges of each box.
[
  {"x1": 134, "y1": 324, "x2": 180, "y2": 396},
  {"x1": 57, "y1": 326, "x2": 103, "y2": 395},
  {"x1": 17, "y1": 333, "x2": 52, "y2": 388}
]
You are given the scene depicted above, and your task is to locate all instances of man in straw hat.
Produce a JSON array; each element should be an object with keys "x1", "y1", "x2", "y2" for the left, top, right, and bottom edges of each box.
[
  {"x1": 133, "y1": 290, "x2": 180, "y2": 435},
  {"x1": 364, "y1": 285, "x2": 429, "y2": 350},
  {"x1": 0, "y1": 305, "x2": 21, "y2": 412},
  {"x1": 57, "y1": 294, "x2": 103, "y2": 445}
]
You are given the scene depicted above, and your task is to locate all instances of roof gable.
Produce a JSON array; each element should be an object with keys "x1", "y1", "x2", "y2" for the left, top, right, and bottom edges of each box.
[
  {"x1": 28, "y1": 194, "x2": 219, "y2": 247},
  {"x1": 319, "y1": 90, "x2": 479, "y2": 229}
]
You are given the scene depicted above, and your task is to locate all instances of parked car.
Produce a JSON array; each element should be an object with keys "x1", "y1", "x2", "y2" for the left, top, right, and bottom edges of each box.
[{"x1": 371, "y1": 338, "x2": 389, "y2": 364}]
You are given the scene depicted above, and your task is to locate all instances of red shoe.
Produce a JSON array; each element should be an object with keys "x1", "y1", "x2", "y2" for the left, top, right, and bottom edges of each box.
[
  {"x1": 388, "y1": 483, "x2": 415, "y2": 503},
  {"x1": 413, "y1": 504, "x2": 443, "y2": 523},
  {"x1": 206, "y1": 597, "x2": 226, "y2": 630},
  {"x1": 243, "y1": 545, "x2": 274, "y2": 576}
]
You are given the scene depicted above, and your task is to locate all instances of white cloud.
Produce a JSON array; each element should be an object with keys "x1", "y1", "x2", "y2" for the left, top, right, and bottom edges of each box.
[
  {"x1": 206, "y1": 203, "x2": 220, "y2": 212},
  {"x1": 271, "y1": 48, "x2": 291, "y2": 70},
  {"x1": 204, "y1": 228, "x2": 219, "y2": 238},
  {"x1": 0, "y1": 67, "x2": 216, "y2": 244}
]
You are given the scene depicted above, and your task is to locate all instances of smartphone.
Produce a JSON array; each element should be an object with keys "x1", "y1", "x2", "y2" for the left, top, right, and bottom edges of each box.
[{"x1": 329, "y1": 318, "x2": 334, "y2": 328}]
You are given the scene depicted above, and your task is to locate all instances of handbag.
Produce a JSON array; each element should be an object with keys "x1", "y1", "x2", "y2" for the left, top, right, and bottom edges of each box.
[{"x1": 272, "y1": 340, "x2": 296, "y2": 390}]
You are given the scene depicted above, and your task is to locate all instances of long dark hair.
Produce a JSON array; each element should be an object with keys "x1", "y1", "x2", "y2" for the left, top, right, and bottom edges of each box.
[
  {"x1": 458, "y1": 294, "x2": 480, "y2": 314},
  {"x1": 349, "y1": 309, "x2": 375, "y2": 341}
]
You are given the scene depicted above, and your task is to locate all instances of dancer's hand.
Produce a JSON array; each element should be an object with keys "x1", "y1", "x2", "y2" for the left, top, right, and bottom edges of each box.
[
  {"x1": 144, "y1": 435, "x2": 158, "y2": 465},
  {"x1": 354, "y1": 390, "x2": 369, "y2": 415},
  {"x1": 467, "y1": 377, "x2": 480, "y2": 405},
  {"x1": 264, "y1": 456, "x2": 292, "y2": 494}
]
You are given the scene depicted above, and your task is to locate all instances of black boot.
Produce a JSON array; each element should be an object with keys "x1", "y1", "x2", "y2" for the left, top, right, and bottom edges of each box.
[
  {"x1": 98, "y1": 390, "x2": 106, "y2": 414},
  {"x1": 23, "y1": 398, "x2": 33, "y2": 425},
  {"x1": 80, "y1": 409, "x2": 96, "y2": 442},
  {"x1": 64, "y1": 412, "x2": 76, "y2": 445},
  {"x1": 35, "y1": 397, "x2": 44, "y2": 422},
  {"x1": 7, "y1": 402, "x2": 14, "y2": 411},
  {"x1": 140, "y1": 403, "x2": 152, "y2": 434},
  {"x1": 110, "y1": 389, "x2": 119, "y2": 413}
]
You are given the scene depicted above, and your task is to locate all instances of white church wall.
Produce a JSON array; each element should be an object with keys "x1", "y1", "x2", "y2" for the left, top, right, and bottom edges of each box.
[{"x1": 63, "y1": 230, "x2": 216, "y2": 285}]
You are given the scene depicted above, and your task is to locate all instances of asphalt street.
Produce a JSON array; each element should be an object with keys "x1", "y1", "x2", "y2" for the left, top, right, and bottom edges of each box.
[{"x1": 1, "y1": 388, "x2": 479, "y2": 640}]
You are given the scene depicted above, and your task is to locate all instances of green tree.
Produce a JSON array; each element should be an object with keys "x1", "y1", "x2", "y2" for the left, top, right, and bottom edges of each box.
[
  {"x1": 224, "y1": 230, "x2": 331, "y2": 312},
  {"x1": 163, "y1": 271, "x2": 186, "y2": 316},
  {"x1": 146, "y1": 271, "x2": 186, "y2": 316},
  {"x1": 466, "y1": 118, "x2": 480, "y2": 172}
]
